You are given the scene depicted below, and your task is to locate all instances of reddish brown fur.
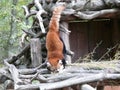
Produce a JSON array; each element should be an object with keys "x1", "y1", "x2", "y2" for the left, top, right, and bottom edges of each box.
[{"x1": 46, "y1": 4, "x2": 66, "y2": 71}]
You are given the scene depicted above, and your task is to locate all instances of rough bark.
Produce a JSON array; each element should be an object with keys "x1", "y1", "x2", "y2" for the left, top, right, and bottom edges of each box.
[
  {"x1": 15, "y1": 73, "x2": 120, "y2": 90},
  {"x1": 60, "y1": 22, "x2": 73, "y2": 64},
  {"x1": 22, "y1": 0, "x2": 120, "y2": 21},
  {"x1": 30, "y1": 38, "x2": 42, "y2": 67}
]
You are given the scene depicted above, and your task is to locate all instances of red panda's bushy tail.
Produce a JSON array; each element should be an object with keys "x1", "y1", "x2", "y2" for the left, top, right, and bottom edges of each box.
[{"x1": 49, "y1": 3, "x2": 66, "y2": 32}]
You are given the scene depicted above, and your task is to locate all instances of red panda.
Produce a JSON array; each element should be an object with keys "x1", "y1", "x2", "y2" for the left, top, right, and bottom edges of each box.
[{"x1": 46, "y1": 3, "x2": 66, "y2": 72}]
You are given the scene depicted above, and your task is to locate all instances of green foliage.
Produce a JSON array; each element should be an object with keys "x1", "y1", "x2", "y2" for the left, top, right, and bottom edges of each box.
[{"x1": 0, "y1": 0, "x2": 30, "y2": 61}]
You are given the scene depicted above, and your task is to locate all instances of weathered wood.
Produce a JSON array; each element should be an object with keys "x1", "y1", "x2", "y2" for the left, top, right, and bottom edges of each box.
[
  {"x1": 60, "y1": 22, "x2": 73, "y2": 64},
  {"x1": 1, "y1": 60, "x2": 120, "y2": 89},
  {"x1": 22, "y1": 0, "x2": 120, "y2": 22},
  {"x1": 112, "y1": 19, "x2": 120, "y2": 46},
  {"x1": 0, "y1": 67, "x2": 12, "y2": 82},
  {"x1": 30, "y1": 38, "x2": 42, "y2": 67},
  {"x1": 18, "y1": 61, "x2": 47, "y2": 75},
  {"x1": 0, "y1": 67, "x2": 12, "y2": 81},
  {"x1": 34, "y1": 0, "x2": 46, "y2": 33},
  {"x1": 22, "y1": 5, "x2": 29, "y2": 18},
  {"x1": 74, "y1": 9, "x2": 119, "y2": 20},
  {"x1": 15, "y1": 73, "x2": 120, "y2": 90},
  {"x1": 20, "y1": 32, "x2": 28, "y2": 48},
  {"x1": 4, "y1": 61, "x2": 22, "y2": 85},
  {"x1": 81, "y1": 84, "x2": 96, "y2": 90},
  {"x1": 73, "y1": 0, "x2": 105, "y2": 11},
  {"x1": 4, "y1": 80, "x2": 14, "y2": 90}
]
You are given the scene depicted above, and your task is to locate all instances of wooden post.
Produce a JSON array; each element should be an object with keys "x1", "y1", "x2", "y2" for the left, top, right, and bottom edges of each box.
[
  {"x1": 60, "y1": 22, "x2": 73, "y2": 64},
  {"x1": 30, "y1": 38, "x2": 42, "y2": 67}
]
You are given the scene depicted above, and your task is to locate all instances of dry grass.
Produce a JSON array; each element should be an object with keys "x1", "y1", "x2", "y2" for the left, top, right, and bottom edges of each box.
[{"x1": 69, "y1": 60, "x2": 120, "y2": 72}]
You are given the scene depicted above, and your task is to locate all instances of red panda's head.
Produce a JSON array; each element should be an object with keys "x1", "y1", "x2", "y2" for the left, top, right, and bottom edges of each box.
[{"x1": 47, "y1": 58, "x2": 64, "y2": 73}]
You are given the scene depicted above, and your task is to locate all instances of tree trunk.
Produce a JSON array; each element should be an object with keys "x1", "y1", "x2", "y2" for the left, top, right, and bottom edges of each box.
[
  {"x1": 60, "y1": 22, "x2": 72, "y2": 64},
  {"x1": 30, "y1": 38, "x2": 42, "y2": 67}
]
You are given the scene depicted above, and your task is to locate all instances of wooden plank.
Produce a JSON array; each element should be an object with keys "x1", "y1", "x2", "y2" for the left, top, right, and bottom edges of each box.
[
  {"x1": 88, "y1": 20, "x2": 113, "y2": 60},
  {"x1": 112, "y1": 19, "x2": 120, "y2": 44},
  {"x1": 30, "y1": 38, "x2": 42, "y2": 67},
  {"x1": 69, "y1": 22, "x2": 89, "y2": 62},
  {"x1": 69, "y1": 19, "x2": 117, "y2": 61}
]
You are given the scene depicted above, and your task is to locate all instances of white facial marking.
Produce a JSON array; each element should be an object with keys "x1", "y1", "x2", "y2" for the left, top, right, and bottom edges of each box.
[
  {"x1": 57, "y1": 60, "x2": 64, "y2": 73},
  {"x1": 58, "y1": 60, "x2": 62, "y2": 64},
  {"x1": 47, "y1": 62, "x2": 51, "y2": 67}
]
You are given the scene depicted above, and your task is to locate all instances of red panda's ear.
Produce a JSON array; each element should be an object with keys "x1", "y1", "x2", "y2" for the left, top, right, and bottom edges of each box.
[
  {"x1": 58, "y1": 59, "x2": 63, "y2": 65},
  {"x1": 47, "y1": 62, "x2": 51, "y2": 67},
  {"x1": 57, "y1": 60, "x2": 64, "y2": 73},
  {"x1": 47, "y1": 62, "x2": 51, "y2": 71}
]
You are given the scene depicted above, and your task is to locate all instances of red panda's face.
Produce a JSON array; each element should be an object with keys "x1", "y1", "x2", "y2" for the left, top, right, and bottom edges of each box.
[{"x1": 47, "y1": 58, "x2": 64, "y2": 73}]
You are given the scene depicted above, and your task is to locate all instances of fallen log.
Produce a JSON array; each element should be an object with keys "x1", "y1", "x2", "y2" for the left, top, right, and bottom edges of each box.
[
  {"x1": 16, "y1": 73, "x2": 120, "y2": 90},
  {"x1": 1, "y1": 60, "x2": 120, "y2": 89}
]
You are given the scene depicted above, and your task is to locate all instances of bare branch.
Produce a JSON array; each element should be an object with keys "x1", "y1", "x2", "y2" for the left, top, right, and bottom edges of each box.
[
  {"x1": 16, "y1": 73, "x2": 120, "y2": 90},
  {"x1": 22, "y1": 6, "x2": 30, "y2": 17},
  {"x1": 60, "y1": 24, "x2": 71, "y2": 34},
  {"x1": 36, "y1": 10, "x2": 46, "y2": 33},
  {"x1": 34, "y1": 0, "x2": 47, "y2": 33},
  {"x1": 0, "y1": 67, "x2": 12, "y2": 80},
  {"x1": 4, "y1": 60, "x2": 24, "y2": 90},
  {"x1": 74, "y1": 9, "x2": 119, "y2": 20}
]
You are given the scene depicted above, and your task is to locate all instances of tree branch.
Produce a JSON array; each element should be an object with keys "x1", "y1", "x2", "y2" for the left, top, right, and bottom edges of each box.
[
  {"x1": 74, "y1": 9, "x2": 119, "y2": 20},
  {"x1": 16, "y1": 73, "x2": 120, "y2": 90},
  {"x1": 34, "y1": 0, "x2": 47, "y2": 33}
]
